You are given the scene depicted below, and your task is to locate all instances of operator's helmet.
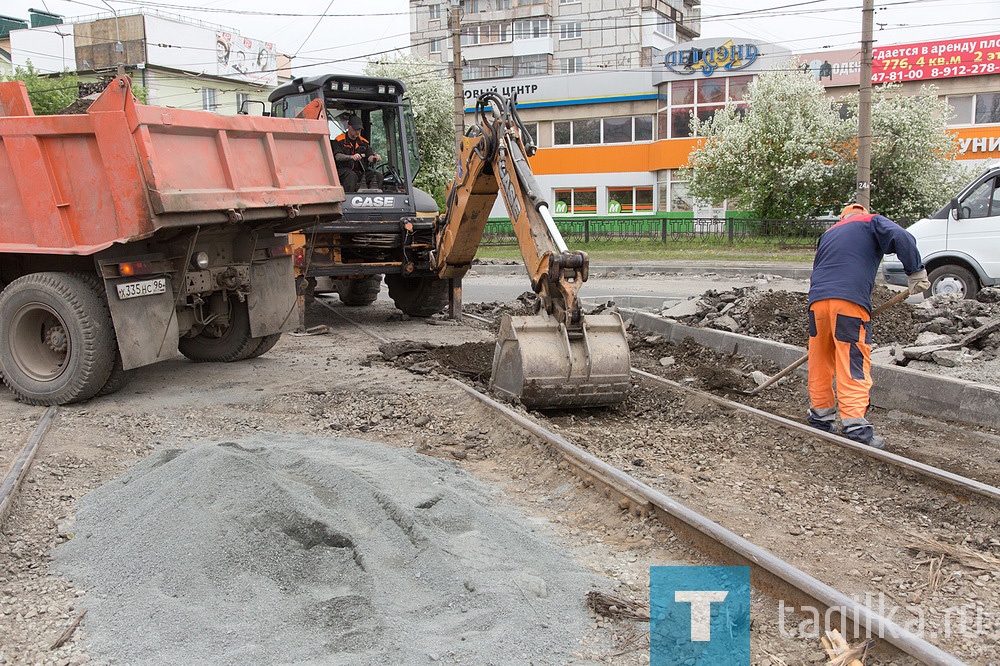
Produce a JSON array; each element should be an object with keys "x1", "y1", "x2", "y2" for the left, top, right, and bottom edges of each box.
[{"x1": 839, "y1": 203, "x2": 868, "y2": 220}]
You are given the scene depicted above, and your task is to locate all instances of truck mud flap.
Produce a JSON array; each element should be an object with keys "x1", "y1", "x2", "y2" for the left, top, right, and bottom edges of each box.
[
  {"x1": 103, "y1": 276, "x2": 180, "y2": 371},
  {"x1": 490, "y1": 312, "x2": 631, "y2": 409},
  {"x1": 248, "y1": 255, "x2": 298, "y2": 337}
]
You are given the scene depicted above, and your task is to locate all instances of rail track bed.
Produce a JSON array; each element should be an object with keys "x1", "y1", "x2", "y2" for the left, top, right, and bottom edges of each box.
[{"x1": 1, "y1": 298, "x2": 997, "y2": 665}]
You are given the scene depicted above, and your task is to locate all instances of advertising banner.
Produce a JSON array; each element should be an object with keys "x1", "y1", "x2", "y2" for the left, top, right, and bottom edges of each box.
[
  {"x1": 873, "y1": 34, "x2": 1000, "y2": 84},
  {"x1": 215, "y1": 31, "x2": 277, "y2": 86}
]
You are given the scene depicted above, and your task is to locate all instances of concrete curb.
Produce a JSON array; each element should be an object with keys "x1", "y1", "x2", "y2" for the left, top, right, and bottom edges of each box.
[
  {"x1": 626, "y1": 310, "x2": 1000, "y2": 431},
  {"x1": 468, "y1": 263, "x2": 813, "y2": 279}
]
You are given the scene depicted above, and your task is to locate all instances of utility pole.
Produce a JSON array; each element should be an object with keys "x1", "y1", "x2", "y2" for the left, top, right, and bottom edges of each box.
[
  {"x1": 856, "y1": 0, "x2": 874, "y2": 207},
  {"x1": 450, "y1": 0, "x2": 465, "y2": 152}
]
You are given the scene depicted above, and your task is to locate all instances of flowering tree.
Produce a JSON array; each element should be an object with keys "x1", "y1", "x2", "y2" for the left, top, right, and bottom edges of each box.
[
  {"x1": 684, "y1": 62, "x2": 969, "y2": 221},
  {"x1": 365, "y1": 55, "x2": 454, "y2": 209},
  {"x1": 842, "y1": 83, "x2": 972, "y2": 220}
]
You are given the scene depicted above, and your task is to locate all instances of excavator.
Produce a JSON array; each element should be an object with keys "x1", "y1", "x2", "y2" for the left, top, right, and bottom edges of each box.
[{"x1": 266, "y1": 75, "x2": 630, "y2": 409}]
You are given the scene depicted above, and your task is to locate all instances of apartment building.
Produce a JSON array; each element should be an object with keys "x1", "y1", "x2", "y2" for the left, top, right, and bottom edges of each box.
[{"x1": 410, "y1": 0, "x2": 701, "y2": 81}]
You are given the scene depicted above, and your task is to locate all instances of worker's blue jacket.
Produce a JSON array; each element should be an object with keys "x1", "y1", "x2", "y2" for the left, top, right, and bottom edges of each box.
[{"x1": 808, "y1": 213, "x2": 924, "y2": 312}]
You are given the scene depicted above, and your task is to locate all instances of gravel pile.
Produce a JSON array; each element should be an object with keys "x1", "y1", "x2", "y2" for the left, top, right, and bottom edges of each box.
[{"x1": 53, "y1": 436, "x2": 604, "y2": 665}]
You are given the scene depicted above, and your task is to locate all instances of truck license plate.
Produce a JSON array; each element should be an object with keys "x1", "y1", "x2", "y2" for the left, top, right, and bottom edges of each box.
[{"x1": 116, "y1": 277, "x2": 167, "y2": 300}]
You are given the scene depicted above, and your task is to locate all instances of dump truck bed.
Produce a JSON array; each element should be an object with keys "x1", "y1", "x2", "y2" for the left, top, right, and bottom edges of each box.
[{"x1": 0, "y1": 77, "x2": 343, "y2": 255}]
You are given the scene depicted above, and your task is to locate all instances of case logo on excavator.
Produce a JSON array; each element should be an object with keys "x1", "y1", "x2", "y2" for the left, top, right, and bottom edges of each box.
[
  {"x1": 496, "y1": 149, "x2": 522, "y2": 219},
  {"x1": 351, "y1": 195, "x2": 396, "y2": 207}
]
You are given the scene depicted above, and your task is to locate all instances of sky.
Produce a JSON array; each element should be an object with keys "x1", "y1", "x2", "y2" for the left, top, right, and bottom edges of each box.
[{"x1": 4, "y1": 0, "x2": 1000, "y2": 76}]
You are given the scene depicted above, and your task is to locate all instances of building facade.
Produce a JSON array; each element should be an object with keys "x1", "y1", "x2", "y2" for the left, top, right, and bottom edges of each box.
[
  {"x1": 410, "y1": 0, "x2": 701, "y2": 81},
  {"x1": 411, "y1": 0, "x2": 999, "y2": 218},
  {"x1": 6, "y1": 8, "x2": 290, "y2": 115}
]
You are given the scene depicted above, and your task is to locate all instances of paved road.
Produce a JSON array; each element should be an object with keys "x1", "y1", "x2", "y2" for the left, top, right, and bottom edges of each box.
[{"x1": 458, "y1": 269, "x2": 811, "y2": 307}]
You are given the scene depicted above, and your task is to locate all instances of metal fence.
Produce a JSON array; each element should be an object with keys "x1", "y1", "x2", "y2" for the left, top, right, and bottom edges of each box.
[{"x1": 480, "y1": 216, "x2": 838, "y2": 247}]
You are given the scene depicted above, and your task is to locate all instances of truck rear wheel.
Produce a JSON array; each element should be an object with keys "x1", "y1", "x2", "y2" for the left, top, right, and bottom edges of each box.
[
  {"x1": 336, "y1": 275, "x2": 382, "y2": 306},
  {"x1": 0, "y1": 272, "x2": 116, "y2": 405},
  {"x1": 385, "y1": 275, "x2": 450, "y2": 317},
  {"x1": 178, "y1": 295, "x2": 257, "y2": 362},
  {"x1": 243, "y1": 333, "x2": 282, "y2": 360}
]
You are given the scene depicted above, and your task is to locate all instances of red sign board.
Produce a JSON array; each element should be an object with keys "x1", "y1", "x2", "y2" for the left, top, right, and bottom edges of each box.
[{"x1": 873, "y1": 35, "x2": 1000, "y2": 84}]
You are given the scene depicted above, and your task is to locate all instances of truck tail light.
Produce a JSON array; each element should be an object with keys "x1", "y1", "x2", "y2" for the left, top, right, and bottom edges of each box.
[
  {"x1": 268, "y1": 244, "x2": 293, "y2": 259},
  {"x1": 293, "y1": 247, "x2": 305, "y2": 268},
  {"x1": 118, "y1": 261, "x2": 155, "y2": 277}
]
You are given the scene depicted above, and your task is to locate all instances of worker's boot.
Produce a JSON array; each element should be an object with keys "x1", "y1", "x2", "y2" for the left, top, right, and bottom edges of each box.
[
  {"x1": 807, "y1": 406, "x2": 837, "y2": 433},
  {"x1": 841, "y1": 418, "x2": 885, "y2": 450}
]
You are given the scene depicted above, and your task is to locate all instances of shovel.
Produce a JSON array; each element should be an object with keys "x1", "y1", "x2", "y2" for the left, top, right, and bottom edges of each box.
[{"x1": 736, "y1": 289, "x2": 911, "y2": 396}]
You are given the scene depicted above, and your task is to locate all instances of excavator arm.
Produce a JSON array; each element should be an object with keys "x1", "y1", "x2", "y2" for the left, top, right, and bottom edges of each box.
[{"x1": 433, "y1": 93, "x2": 630, "y2": 409}]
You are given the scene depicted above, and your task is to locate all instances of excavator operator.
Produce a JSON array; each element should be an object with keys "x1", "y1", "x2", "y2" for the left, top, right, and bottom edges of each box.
[{"x1": 333, "y1": 115, "x2": 383, "y2": 192}]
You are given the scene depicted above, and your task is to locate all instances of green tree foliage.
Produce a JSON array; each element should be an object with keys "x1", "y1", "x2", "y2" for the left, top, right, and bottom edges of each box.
[
  {"x1": 5, "y1": 60, "x2": 79, "y2": 115},
  {"x1": 684, "y1": 62, "x2": 969, "y2": 220},
  {"x1": 365, "y1": 54, "x2": 454, "y2": 210}
]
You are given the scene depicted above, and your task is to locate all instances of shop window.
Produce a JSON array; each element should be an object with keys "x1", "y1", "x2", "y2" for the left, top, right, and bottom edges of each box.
[
  {"x1": 608, "y1": 187, "x2": 654, "y2": 214},
  {"x1": 728, "y1": 75, "x2": 752, "y2": 102},
  {"x1": 672, "y1": 80, "x2": 695, "y2": 106},
  {"x1": 554, "y1": 188, "x2": 597, "y2": 214},
  {"x1": 603, "y1": 117, "x2": 632, "y2": 143},
  {"x1": 671, "y1": 108, "x2": 692, "y2": 138},
  {"x1": 634, "y1": 115, "x2": 653, "y2": 141},
  {"x1": 554, "y1": 121, "x2": 571, "y2": 145},
  {"x1": 975, "y1": 94, "x2": 1000, "y2": 124},
  {"x1": 573, "y1": 118, "x2": 600, "y2": 144},
  {"x1": 698, "y1": 79, "x2": 725, "y2": 104},
  {"x1": 947, "y1": 94, "x2": 1000, "y2": 126},
  {"x1": 522, "y1": 122, "x2": 538, "y2": 145}
]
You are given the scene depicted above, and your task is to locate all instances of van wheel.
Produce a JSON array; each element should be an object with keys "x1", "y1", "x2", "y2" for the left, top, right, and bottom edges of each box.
[
  {"x1": 0, "y1": 272, "x2": 115, "y2": 405},
  {"x1": 927, "y1": 265, "x2": 978, "y2": 299}
]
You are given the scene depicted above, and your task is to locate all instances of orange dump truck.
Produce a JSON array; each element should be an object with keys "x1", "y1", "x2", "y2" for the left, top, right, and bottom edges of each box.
[{"x1": 0, "y1": 76, "x2": 344, "y2": 405}]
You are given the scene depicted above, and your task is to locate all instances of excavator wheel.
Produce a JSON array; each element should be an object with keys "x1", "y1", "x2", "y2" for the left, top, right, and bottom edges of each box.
[
  {"x1": 490, "y1": 312, "x2": 631, "y2": 410},
  {"x1": 385, "y1": 275, "x2": 449, "y2": 317},
  {"x1": 336, "y1": 275, "x2": 382, "y2": 306}
]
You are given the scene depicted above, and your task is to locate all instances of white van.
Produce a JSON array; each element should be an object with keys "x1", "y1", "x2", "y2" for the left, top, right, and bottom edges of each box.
[{"x1": 883, "y1": 162, "x2": 1000, "y2": 298}]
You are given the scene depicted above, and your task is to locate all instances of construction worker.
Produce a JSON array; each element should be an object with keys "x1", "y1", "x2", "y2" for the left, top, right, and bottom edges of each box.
[
  {"x1": 333, "y1": 116, "x2": 382, "y2": 191},
  {"x1": 806, "y1": 203, "x2": 929, "y2": 449}
]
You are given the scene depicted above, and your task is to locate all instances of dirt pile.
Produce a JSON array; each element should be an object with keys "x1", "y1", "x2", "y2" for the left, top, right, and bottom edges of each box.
[
  {"x1": 660, "y1": 285, "x2": 922, "y2": 347},
  {"x1": 895, "y1": 289, "x2": 1000, "y2": 369}
]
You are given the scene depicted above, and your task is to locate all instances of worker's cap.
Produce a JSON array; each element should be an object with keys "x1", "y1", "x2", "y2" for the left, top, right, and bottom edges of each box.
[
  {"x1": 347, "y1": 116, "x2": 363, "y2": 129},
  {"x1": 840, "y1": 203, "x2": 868, "y2": 219}
]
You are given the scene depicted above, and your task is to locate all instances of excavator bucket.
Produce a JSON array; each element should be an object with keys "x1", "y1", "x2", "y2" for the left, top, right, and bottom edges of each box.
[{"x1": 490, "y1": 312, "x2": 631, "y2": 409}]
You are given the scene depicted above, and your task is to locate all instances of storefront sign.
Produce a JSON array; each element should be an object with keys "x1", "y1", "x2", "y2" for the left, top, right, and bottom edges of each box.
[
  {"x1": 873, "y1": 35, "x2": 1000, "y2": 83},
  {"x1": 664, "y1": 40, "x2": 759, "y2": 77},
  {"x1": 797, "y1": 49, "x2": 861, "y2": 87}
]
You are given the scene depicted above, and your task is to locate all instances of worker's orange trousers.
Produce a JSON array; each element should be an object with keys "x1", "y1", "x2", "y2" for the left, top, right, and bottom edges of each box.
[{"x1": 807, "y1": 299, "x2": 872, "y2": 420}]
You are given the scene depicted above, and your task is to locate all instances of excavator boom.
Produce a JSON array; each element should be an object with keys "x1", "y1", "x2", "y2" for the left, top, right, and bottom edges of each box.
[{"x1": 435, "y1": 93, "x2": 630, "y2": 409}]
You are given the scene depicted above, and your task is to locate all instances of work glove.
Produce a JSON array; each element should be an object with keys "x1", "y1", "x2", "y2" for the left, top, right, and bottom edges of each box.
[{"x1": 907, "y1": 268, "x2": 930, "y2": 295}]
